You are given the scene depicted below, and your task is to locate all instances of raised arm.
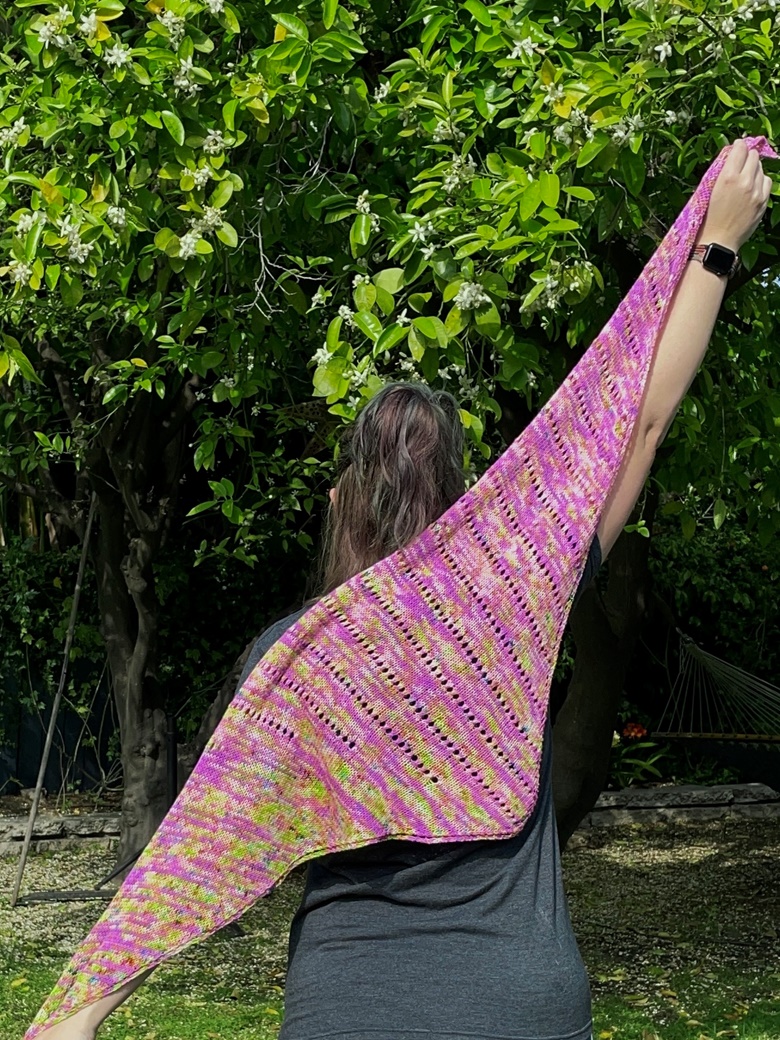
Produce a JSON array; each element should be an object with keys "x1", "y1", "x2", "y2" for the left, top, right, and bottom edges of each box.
[{"x1": 597, "y1": 140, "x2": 772, "y2": 559}]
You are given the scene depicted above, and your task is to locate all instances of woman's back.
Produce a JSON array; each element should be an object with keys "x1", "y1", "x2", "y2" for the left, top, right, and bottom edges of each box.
[{"x1": 239, "y1": 541, "x2": 600, "y2": 1040}]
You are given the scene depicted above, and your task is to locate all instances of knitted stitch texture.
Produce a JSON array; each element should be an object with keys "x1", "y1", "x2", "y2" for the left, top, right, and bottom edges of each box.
[{"x1": 26, "y1": 137, "x2": 775, "y2": 1038}]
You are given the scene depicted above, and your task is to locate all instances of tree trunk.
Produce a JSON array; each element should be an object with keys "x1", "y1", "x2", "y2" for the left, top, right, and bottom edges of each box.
[
  {"x1": 552, "y1": 509, "x2": 655, "y2": 850},
  {"x1": 92, "y1": 490, "x2": 170, "y2": 864}
]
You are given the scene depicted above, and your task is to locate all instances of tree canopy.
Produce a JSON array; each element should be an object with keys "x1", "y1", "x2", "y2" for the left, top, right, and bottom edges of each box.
[{"x1": 1, "y1": 0, "x2": 780, "y2": 844}]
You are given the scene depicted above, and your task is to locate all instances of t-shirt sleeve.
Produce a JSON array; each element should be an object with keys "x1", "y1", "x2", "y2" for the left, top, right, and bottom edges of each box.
[
  {"x1": 236, "y1": 607, "x2": 309, "y2": 690},
  {"x1": 572, "y1": 535, "x2": 602, "y2": 610}
]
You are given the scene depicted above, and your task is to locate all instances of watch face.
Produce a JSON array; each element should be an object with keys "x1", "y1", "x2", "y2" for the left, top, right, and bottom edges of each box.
[{"x1": 704, "y1": 243, "x2": 736, "y2": 275}]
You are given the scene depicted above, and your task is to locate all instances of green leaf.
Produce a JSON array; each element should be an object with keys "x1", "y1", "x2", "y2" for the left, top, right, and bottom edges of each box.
[
  {"x1": 519, "y1": 179, "x2": 542, "y2": 222},
  {"x1": 715, "y1": 85, "x2": 735, "y2": 108},
  {"x1": 713, "y1": 498, "x2": 726, "y2": 530},
  {"x1": 576, "y1": 133, "x2": 610, "y2": 168},
  {"x1": 354, "y1": 282, "x2": 377, "y2": 311},
  {"x1": 272, "y1": 12, "x2": 309, "y2": 40},
  {"x1": 374, "y1": 323, "x2": 408, "y2": 353},
  {"x1": 620, "y1": 148, "x2": 646, "y2": 197},
  {"x1": 374, "y1": 268, "x2": 405, "y2": 294},
  {"x1": 353, "y1": 311, "x2": 382, "y2": 341},
  {"x1": 60, "y1": 271, "x2": 84, "y2": 308},
  {"x1": 161, "y1": 110, "x2": 185, "y2": 146},
  {"x1": 313, "y1": 356, "x2": 349, "y2": 397},
  {"x1": 102, "y1": 384, "x2": 128, "y2": 406},
  {"x1": 463, "y1": 0, "x2": 493, "y2": 29},
  {"x1": 474, "y1": 302, "x2": 501, "y2": 339},
  {"x1": 445, "y1": 306, "x2": 467, "y2": 336},
  {"x1": 539, "y1": 171, "x2": 560, "y2": 209},
  {"x1": 216, "y1": 222, "x2": 238, "y2": 247},
  {"x1": 564, "y1": 185, "x2": 596, "y2": 201},
  {"x1": 45, "y1": 263, "x2": 60, "y2": 290},
  {"x1": 218, "y1": 4, "x2": 240, "y2": 33},
  {"x1": 323, "y1": 0, "x2": 338, "y2": 29}
]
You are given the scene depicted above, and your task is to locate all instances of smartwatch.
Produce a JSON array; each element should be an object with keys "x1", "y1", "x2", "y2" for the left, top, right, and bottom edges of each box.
[{"x1": 688, "y1": 243, "x2": 741, "y2": 279}]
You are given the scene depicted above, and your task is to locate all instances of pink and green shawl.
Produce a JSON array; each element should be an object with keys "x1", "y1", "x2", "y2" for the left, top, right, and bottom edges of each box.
[{"x1": 26, "y1": 138, "x2": 775, "y2": 1038}]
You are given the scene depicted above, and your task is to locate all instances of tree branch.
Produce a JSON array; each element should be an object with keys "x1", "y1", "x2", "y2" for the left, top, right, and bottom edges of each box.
[{"x1": 37, "y1": 337, "x2": 83, "y2": 424}]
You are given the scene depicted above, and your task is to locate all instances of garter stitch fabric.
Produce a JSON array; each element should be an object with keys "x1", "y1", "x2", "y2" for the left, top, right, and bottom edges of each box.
[{"x1": 26, "y1": 137, "x2": 776, "y2": 1038}]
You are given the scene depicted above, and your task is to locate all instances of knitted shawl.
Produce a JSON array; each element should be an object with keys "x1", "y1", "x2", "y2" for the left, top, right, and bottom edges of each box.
[{"x1": 26, "y1": 137, "x2": 774, "y2": 1038}]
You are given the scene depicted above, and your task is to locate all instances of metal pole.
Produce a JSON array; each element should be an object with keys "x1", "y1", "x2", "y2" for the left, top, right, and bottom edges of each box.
[{"x1": 11, "y1": 493, "x2": 98, "y2": 907}]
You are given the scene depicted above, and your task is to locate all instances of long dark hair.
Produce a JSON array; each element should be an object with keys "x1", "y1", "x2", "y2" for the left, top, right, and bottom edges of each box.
[{"x1": 317, "y1": 382, "x2": 466, "y2": 595}]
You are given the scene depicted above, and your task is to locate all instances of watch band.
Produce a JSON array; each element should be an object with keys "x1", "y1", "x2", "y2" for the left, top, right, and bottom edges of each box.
[{"x1": 688, "y1": 243, "x2": 741, "y2": 279}]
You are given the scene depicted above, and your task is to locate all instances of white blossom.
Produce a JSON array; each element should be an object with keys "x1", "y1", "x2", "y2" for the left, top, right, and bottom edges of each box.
[
  {"x1": 705, "y1": 40, "x2": 724, "y2": 59},
  {"x1": 192, "y1": 167, "x2": 211, "y2": 188},
  {"x1": 374, "y1": 82, "x2": 389, "y2": 102},
  {"x1": 510, "y1": 37, "x2": 535, "y2": 59},
  {"x1": 173, "y1": 56, "x2": 200, "y2": 96},
  {"x1": 350, "y1": 367, "x2": 368, "y2": 388},
  {"x1": 311, "y1": 286, "x2": 328, "y2": 308},
  {"x1": 443, "y1": 154, "x2": 476, "y2": 194},
  {"x1": 37, "y1": 20, "x2": 70, "y2": 47},
  {"x1": 16, "y1": 212, "x2": 38, "y2": 235},
  {"x1": 57, "y1": 214, "x2": 78, "y2": 238},
  {"x1": 610, "y1": 114, "x2": 644, "y2": 145},
  {"x1": 454, "y1": 281, "x2": 490, "y2": 310},
  {"x1": 68, "y1": 238, "x2": 94, "y2": 263},
  {"x1": 0, "y1": 118, "x2": 27, "y2": 150},
  {"x1": 553, "y1": 123, "x2": 572, "y2": 145},
  {"x1": 179, "y1": 231, "x2": 200, "y2": 259},
  {"x1": 203, "y1": 0, "x2": 225, "y2": 12},
  {"x1": 409, "y1": 220, "x2": 434, "y2": 244},
  {"x1": 370, "y1": 213, "x2": 380, "y2": 232},
  {"x1": 159, "y1": 10, "x2": 186, "y2": 46},
  {"x1": 104, "y1": 42, "x2": 132, "y2": 68},
  {"x1": 79, "y1": 11, "x2": 98, "y2": 35},
  {"x1": 106, "y1": 205, "x2": 126, "y2": 228},
  {"x1": 313, "y1": 344, "x2": 331, "y2": 366},
  {"x1": 8, "y1": 259, "x2": 32, "y2": 286},
  {"x1": 721, "y1": 16, "x2": 737, "y2": 37},
  {"x1": 654, "y1": 41, "x2": 673, "y2": 63},
  {"x1": 355, "y1": 190, "x2": 371, "y2": 214},
  {"x1": 191, "y1": 206, "x2": 223, "y2": 233},
  {"x1": 396, "y1": 308, "x2": 411, "y2": 326},
  {"x1": 421, "y1": 243, "x2": 438, "y2": 260},
  {"x1": 541, "y1": 83, "x2": 565, "y2": 105},
  {"x1": 338, "y1": 305, "x2": 355, "y2": 326},
  {"x1": 202, "y1": 129, "x2": 225, "y2": 154},
  {"x1": 353, "y1": 273, "x2": 371, "y2": 287},
  {"x1": 664, "y1": 109, "x2": 678, "y2": 125}
]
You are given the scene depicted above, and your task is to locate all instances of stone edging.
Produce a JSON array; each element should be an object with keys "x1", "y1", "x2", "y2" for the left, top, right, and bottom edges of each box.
[
  {"x1": 581, "y1": 782, "x2": 780, "y2": 829},
  {"x1": 1, "y1": 784, "x2": 778, "y2": 857}
]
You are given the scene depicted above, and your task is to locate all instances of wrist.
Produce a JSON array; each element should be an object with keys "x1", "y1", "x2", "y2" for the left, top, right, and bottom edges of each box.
[{"x1": 696, "y1": 227, "x2": 743, "y2": 252}]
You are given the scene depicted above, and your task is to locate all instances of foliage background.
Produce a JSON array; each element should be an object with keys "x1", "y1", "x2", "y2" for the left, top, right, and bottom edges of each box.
[{"x1": 1, "y1": 0, "x2": 780, "y2": 798}]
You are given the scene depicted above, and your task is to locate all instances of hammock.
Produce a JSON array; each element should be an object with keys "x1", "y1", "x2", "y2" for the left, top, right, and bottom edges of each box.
[{"x1": 654, "y1": 632, "x2": 780, "y2": 742}]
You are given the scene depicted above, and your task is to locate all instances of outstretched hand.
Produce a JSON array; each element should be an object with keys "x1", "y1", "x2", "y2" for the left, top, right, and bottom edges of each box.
[{"x1": 700, "y1": 137, "x2": 773, "y2": 251}]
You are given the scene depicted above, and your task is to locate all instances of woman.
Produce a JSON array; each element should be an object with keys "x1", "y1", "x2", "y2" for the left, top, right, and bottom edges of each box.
[{"x1": 39, "y1": 140, "x2": 770, "y2": 1040}]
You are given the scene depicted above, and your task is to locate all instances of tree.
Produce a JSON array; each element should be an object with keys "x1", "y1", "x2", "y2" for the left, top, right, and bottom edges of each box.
[{"x1": 2, "y1": 0, "x2": 780, "y2": 851}]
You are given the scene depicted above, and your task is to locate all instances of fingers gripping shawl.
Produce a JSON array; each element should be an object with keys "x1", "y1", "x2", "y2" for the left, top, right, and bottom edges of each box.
[{"x1": 27, "y1": 138, "x2": 775, "y2": 1037}]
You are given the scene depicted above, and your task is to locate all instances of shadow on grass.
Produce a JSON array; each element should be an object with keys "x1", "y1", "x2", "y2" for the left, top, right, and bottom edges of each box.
[{"x1": 1, "y1": 818, "x2": 778, "y2": 1039}]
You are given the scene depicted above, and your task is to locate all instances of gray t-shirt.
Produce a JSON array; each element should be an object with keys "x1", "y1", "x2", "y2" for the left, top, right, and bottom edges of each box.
[{"x1": 239, "y1": 540, "x2": 601, "y2": 1040}]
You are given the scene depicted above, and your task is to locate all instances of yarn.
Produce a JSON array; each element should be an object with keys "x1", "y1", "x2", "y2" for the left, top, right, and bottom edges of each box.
[{"x1": 26, "y1": 137, "x2": 776, "y2": 1038}]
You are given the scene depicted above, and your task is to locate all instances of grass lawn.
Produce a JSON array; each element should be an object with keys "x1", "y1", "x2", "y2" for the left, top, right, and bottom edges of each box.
[{"x1": 2, "y1": 818, "x2": 778, "y2": 1040}]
